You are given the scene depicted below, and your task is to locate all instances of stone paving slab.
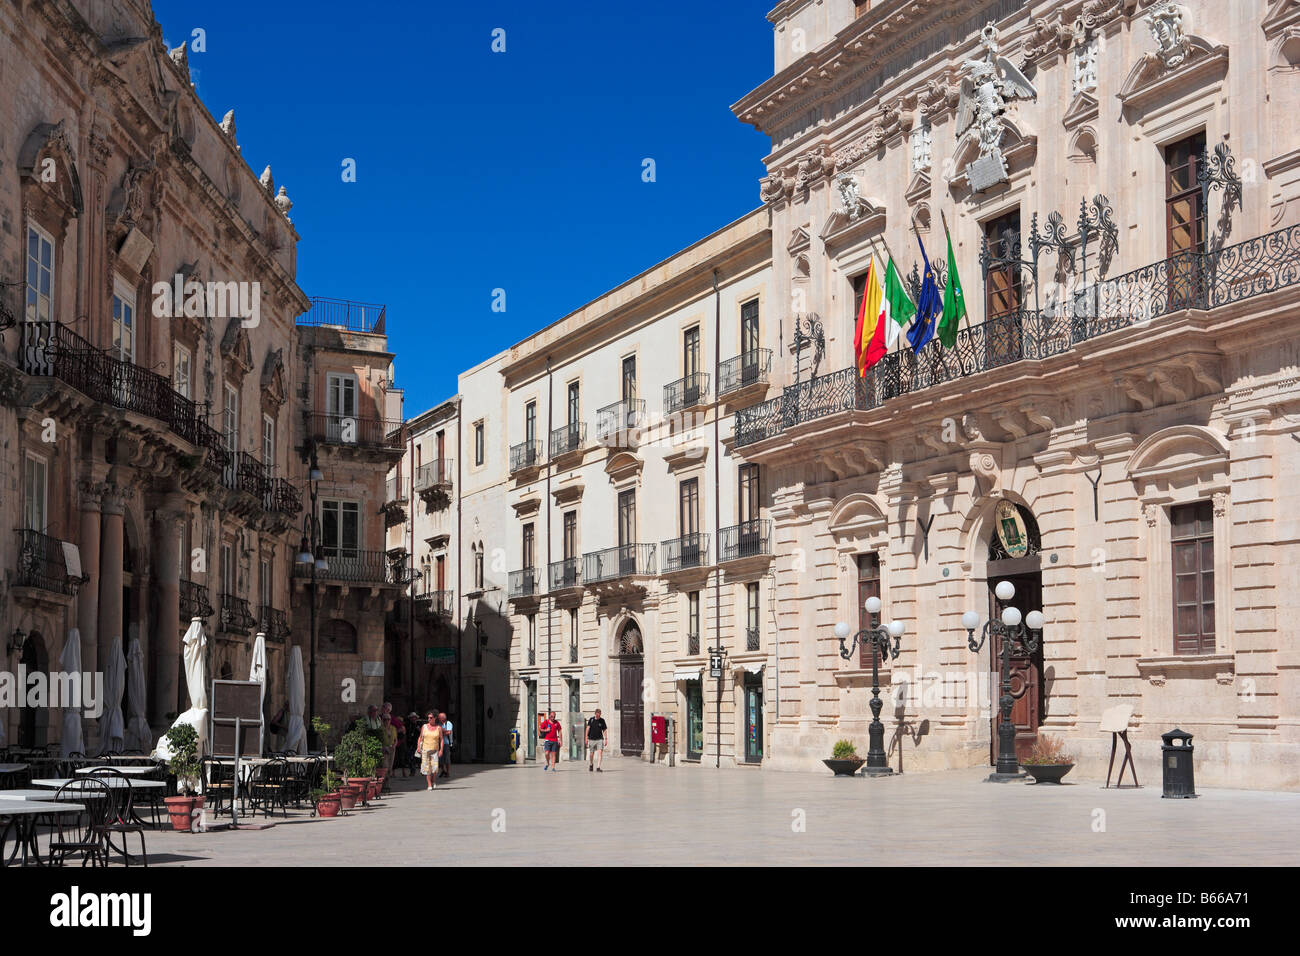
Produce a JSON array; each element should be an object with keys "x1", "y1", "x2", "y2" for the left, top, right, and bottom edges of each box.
[{"x1": 142, "y1": 761, "x2": 1300, "y2": 866}]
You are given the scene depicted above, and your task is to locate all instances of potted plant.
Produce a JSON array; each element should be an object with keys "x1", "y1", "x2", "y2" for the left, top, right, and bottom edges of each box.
[
  {"x1": 1023, "y1": 734, "x2": 1075, "y2": 784},
  {"x1": 310, "y1": 717, "x2": 342, "y2": 817},
  {"x1": 162, "y1": 723, "x2": 203, "y2": 831},
  {"x1": 336, "y1": 719, "x2": 384, "y2": 806},
  {"x1": 823, "y1": 739, "x2": 866, "y2": 777}
]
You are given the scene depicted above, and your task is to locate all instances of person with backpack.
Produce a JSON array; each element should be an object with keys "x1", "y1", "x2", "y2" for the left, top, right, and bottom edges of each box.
[{"x1": 586, "y1": 708, "x2": 608, "y2": 772}]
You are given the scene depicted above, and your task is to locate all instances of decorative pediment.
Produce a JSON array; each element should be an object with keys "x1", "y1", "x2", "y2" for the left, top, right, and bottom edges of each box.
[
  {"x1": 819, "y1": 195, "x2": 886, "y2": 250},
  {"x1": 1062, "y1": 89, "x2": 1099, "y2": 131},
  {"x1": 828, "y1": 493, "x2": 888, "y2": 538},
  {"x1": 948, "y1": 119, "x2": 1037, "y2": 194},
  {"x1": 1125, "y1": 425, "x2": 1230, "y2": 489},
  {"x1": 261, "y1": 348, "x2": 287, "y2": 411},
  {"x1": 904, "y1": 168, "x2": 932, "y2": 207},
  {"x1": 220, "y1": 317, "x2": 254, "y2": 380},
  {"x1": 604, "y1": 451, "x2": 643, "y2": 484},
  {"x1": 511, "y1": 495, "x2": 541, "y2": 518},
  {"x1": 552, "y1": 480, "x2": 585, "y2": 506},
  {"x1": 1117, "y1": 3, "x2": 1227, "y2": 115},
  {"x1": 664, "y1": 445, "x2": 708, "y2": 473},
  {"x1": 18, "y1": 120, "x2": 84, "y2": 218},
  {"x1": 1264, "y1": 0, "x2": 1300, "y2": 39},
  {"x1": 786, "y1": 226, "x2": 811, "y2": 256}
]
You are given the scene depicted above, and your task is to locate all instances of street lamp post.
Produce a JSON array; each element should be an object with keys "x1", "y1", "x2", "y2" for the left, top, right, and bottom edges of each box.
[
  {"x1": 962, "y1": 580, "x2": 1045, "y2": 782},
  {"x1": 834, "y1": 597, "x2": 904, "y2": 776},
  {"x1": 295, "y1": 451, "x2": 326, "y2": 748}
]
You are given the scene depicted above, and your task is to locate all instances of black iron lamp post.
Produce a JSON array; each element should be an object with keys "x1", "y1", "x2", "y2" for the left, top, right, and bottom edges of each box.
[
  {"x1": 834, "y1": 597, "x2": 904, "y2": 776},
  {"x1": 294, "y1": 451, "x2": 326, "y2": 748},
  {"x1": 962, "y1": 580, "x2": 1045, "y2": 782}
]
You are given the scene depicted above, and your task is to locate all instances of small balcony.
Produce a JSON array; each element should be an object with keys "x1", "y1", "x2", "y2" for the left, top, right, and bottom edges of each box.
[
  {"x1": 383, "y1": 475, "x2": 409, "y2": 527},
  {"x1": 258, "y1": 606, "x2": 290, "y2": 643},
  {"x1": 664, "y1": 372, "x2": 710, "y2": 415},
  {"x1": 583, "y1": 543, "x2": 655, "y2": 585},
  {"x1": 219, "y1": 593, "x2": 256, "y2": 635},
  {"x1": 234, "y1": 452, "x2": 270, "y2": 499},
  {"x1": 266, "y1": 477, "x2": 302, "y2": 516},
  {"x1": 549, "y1": 422, "x2": 586, "y2": 461},
  {"x1": 509, "y1": 439, "x2": 544, "y2": 475},
  {"x1": 298, "y1": 296, "x2": 386, "y2": 334},
  {"x1": 595, "y1": 399, "x2": 645, "y2": 447},
  {"x1": 508, "y1": 567, "x2": 539, "y2": 600},
  {"x1": 718, "y1": 349, "x2": 772, "y2": 399},
  {"x1": 549, "y1": 557, "x2": 582, "y2": 592},
  {"x1": 294, "y1": 548, "x2": 409, "y2": 586},
  {"x1": 746, "y1": 626, "x2": 760, "y2": 652},
  {"x1": 179, "y1": 580, "x2": 214, "y2": 623},
  {"x1": 307, "y1": 412, "x2": 404, "y2": 451},
  {"x1": 719, "y1": 519, "x2": 772, "y2": 563},
  {"x1": 12, "y1": 529, "x2": 82, "y2": 598},
  {"x1": 661, "y1": 532, "x2": 711, "y2": 573},
  {"x1": 413, "y1": 589, "x2": 454, "y2": 623},
  {"x1": 413, "y1": 460, "x2": 453, "y2": 506}
]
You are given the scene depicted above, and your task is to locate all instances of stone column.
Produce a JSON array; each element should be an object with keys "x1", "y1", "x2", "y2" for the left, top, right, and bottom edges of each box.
[
  {"x1": 76, "y1": 480, "x2": 104, "y2": 744},
  {"x1": 152, "y1": 507, "x2": 185, "y2": 728},
  {"x1": 97, "y1": 475, "x2": 130, "y2": 668}
]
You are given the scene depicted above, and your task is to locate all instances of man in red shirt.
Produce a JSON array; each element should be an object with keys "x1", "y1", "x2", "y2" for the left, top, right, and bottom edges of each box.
[{"x1": 539, "y1": 710, "x2": 563, "y2": 771}]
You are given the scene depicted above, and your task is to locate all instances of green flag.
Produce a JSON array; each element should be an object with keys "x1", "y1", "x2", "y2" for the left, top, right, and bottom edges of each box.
[{"x1": 938, "y1": 226, "x2": 966, "y2": 348}]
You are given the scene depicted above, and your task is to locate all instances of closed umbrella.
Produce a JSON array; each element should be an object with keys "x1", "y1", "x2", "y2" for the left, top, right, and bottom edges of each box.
[
  {"x1": 283, "y1": 645, "x2": 307, "y2": 756},
  {"x1": 123, "y1": 638, "x2": 151, "y2": 752},
  {"x1": 99, "y1": 635, "x2": 126, "y2": 755},
  {"x1": 153, "y1": 618, "x2": 208, "y2": 761},
  {"x1": 60, "y1": 628, "x2": 85, "y2": 757},
  {"x1": 249, "y1": 632, "x2": 267, "y2": 755}
]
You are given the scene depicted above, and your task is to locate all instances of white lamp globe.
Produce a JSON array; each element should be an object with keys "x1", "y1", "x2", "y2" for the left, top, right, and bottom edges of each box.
[
  {"x1": 1001, "y1": 606, "x2": 1022, "y2": 628},
  {"x1": 1025, "y1": 610, "x2": 1045, "y2": 631},
  {"x1": 995, "y1": 580, "x2": 1015, "y2": 602},
  {"x1": 864, "y1": 596, "x2": 882, "y2": 614},
  {"x1": 962, "y1": 610, "x2": 981, "y2": 631},
  {"x1": 834, "y1": 621, "x2": 851, "y2": 640},
  {"x1": 888, "y1": 620, "x2": 905, "y2": 638}
]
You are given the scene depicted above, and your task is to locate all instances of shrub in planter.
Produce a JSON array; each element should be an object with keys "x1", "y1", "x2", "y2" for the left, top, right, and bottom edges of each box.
[
  {"x1": 163, "y1": 723, "x2": 202, "y2": 831},
  {"x1": 823, "y1": 739, "x2": 866, "y2": 776},
  {"x1": 1023, "y1": 734, "x2": 1075, "y2": 784},
  {"x1": 311, "y1": 763, "x2": 343, "y2": 818},
  {"x1": 337, "y1": 719, "x2": 384, "y2": 805}
]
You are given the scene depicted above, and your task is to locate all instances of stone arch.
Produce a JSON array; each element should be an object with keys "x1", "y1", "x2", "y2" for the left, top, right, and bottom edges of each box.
[
  {"x1": 18, "y1": 630, "x2": 49, "y2": 748},
  {"x1": 828, "y1": 492, "x2": 888, "y2": 538},
  {"x1": 1068, "y1": 125, "x2": 1098, "y2": 164},
  {"x1": 1272, "y1": 31, "x2": 1300, "y2": 70},
  {"x1": 959, "y1": 486, "x2": 1041, "y2": 572},
  {"x1": 1125, "y1": 424, "x2": 1229, "y2": 490},
  {"x1": 606, "y1": 608, "x2": 643, "y2": 657},
  {"x1": 18, "y1": 120, "x2": 84, "y2": 222}
]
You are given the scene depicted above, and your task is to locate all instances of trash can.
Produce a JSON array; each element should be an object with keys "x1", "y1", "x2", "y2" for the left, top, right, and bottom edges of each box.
[
  {"x1": 1160, "y1": 728, "x2": 1196, "y2": 799},
  {"x1": 508, "y1": 728, "x2": 520, "y2": 763}
]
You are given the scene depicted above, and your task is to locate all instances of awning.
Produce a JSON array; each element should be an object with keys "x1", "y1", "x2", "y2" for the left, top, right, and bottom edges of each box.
[
  {"x1": 673, "y1": 667, "x2": 702, "y2": 682},
  {"x1": 739, "y1": 661, "x2": 765, "y2": 675}
]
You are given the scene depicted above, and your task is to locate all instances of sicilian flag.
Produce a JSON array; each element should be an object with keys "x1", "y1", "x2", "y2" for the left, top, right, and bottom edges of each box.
[
  {"x1": 907, "y1": 233, "x2": 942, "y2": 354},
  {"x1": 936, "y1": 225, "x2": 967, "y2": 348},
  {"x1": 852, "y1": 256, "x2": 886, "y2": 377}
]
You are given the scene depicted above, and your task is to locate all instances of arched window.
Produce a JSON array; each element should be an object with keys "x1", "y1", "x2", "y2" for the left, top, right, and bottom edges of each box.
[{"x1": 321, "y1": 618, "x2": 358, "y2": 654}]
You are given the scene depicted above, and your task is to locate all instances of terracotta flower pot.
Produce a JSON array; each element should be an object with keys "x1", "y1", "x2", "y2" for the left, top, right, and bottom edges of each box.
[
  {"x1": 1026, "y1": 763, "x2": 1074, "y2": 784},
  {"x1": 164, "y1": 794, "x2": 199, "y2": 832},
  {"x1": 316, "y1": 793, "x2": 341, "y2": 818},
  {"x1": 347, "y1": 777, "x2": 371, "y2": 805},
  {"x1": 339, "y1": 786, "x2": 359, "y2": 811}
]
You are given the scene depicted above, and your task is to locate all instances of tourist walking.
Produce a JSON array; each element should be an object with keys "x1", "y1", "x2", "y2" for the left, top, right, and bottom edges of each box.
[
  {"x1": 439, "y1": 712, "x2": 454, "y2": 778},
  {"x1": 586, "y1": 709, "x2": 608, "y2": 772},
  {"x1": 416, "y1": 710, "x2": 444, "y2": 790},
  {"x1": 539, "y1": 710, "x2": 562, "y2": 771}
]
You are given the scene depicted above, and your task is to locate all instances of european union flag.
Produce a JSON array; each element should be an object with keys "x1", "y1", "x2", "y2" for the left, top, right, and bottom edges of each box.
[{"x1": 907, "y1": 233, "x2": 942, "y2": 354}]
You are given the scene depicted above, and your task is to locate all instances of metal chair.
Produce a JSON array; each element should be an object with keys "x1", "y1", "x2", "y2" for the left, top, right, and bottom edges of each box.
[
  {"x1": 201, "y1": 757, "x2": 235, "y2": 815},
  {"x1": 48, "y1": 777, "x2": 112, "y2": 868},
  {"x1": 248, "y1": 758, "x2": 291, "y2": 818},
  {"x1": 86, "y1": 768, "x2": 148, "y2": 866}
]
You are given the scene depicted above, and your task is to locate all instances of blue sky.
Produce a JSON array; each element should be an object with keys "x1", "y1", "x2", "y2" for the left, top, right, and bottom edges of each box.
[{"x1": 152, "y1": 0, "x2": 774, "y2": 414}]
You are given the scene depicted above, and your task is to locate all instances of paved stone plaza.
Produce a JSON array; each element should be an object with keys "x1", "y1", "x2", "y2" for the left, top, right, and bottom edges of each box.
[{"x1": 144, "y1": 761, "x2": 1300, "y2": 866}]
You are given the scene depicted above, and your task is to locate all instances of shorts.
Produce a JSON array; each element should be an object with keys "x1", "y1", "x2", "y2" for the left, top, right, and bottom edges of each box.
[
  {"x1": 420, "y1": 750, "x2": 440, "y2": 775},
  {"x1": 543, "y1": 740, "x2": 559, "y2": 754},
  {"x1": 586, "y1": 739, "x2": 604, "y2": 752}
]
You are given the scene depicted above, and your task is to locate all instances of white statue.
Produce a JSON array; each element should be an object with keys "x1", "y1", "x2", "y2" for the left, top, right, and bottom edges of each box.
[
  {"x1": 955, "y1": 24, "x2": 1036, "y2": 185},
  {"x1": 835, "y1": 174, "x2": 861, "y2": 220},
  {"x1": 1145, "y1": 1, "x2": 1188, "y2": 69}
]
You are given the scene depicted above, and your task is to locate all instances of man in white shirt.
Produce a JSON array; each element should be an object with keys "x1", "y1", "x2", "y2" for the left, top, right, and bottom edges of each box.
[{"x1": 439, "y1": 712, "x2": 454, "y2": 778}]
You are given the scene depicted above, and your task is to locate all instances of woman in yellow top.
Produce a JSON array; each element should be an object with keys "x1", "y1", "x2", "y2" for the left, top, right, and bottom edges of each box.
[{"x1": 417, "y1": 711, "x2": 444, "y2": 790}]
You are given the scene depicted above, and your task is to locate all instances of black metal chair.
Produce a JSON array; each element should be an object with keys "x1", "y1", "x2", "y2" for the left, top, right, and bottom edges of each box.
[
  {"x1": 86, "y1": 768, "x2": 148, "y2": 866},
  {"x1": 201, "y1": 757, "x2": 235, "y2": 815},
  {"x1": 247, "y1": 758, "x2": 290, "y2": 818},
  {"x1": 48, "y1": 777, "x2": 112, "y2": 868}
]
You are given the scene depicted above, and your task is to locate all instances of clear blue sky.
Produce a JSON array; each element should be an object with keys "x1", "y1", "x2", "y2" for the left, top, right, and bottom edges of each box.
[{"x1": 151, "y1": 0, "x2": 773, "y2": 415}]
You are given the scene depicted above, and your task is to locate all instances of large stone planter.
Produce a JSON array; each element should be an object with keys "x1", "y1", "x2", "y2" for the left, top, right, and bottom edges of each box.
[
  {"x1": 822, "y1": 758, "x2": 866, "y2": 777},
  {"x1": 1026, "y1": 763, "x2": 1074, "y2": 784}
]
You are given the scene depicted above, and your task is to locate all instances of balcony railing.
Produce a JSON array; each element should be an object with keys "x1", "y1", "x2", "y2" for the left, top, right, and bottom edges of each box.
[
  {"x1": 219, "y1": 593, "x2": 256, "y2": 635},
  {"x1": 736, "y1": 223, "x2": 1300, "y2": 447},
  {"x1": 307, "y1": 412, "x2": 403, "y2": 450},
  {"x1": 385, "y1": 475, "x2": 408, "y2": 504},
  {"x1": 180, "y1": 580, "x2": 214, "y2": 621},
  {"x1": 258, "y1": 606, "x2": 290, "y2": 643},
  {"x1": 718, "y1": 349, "x2": 772, "y2": 396},
  {"x1": 235, "y1": 452, "x2": 270, "y2": 499},
  {"x1": 266, "y1": 477, "x2": 302, "y2": 516},
  {"x1": 746, "y1": 626, "x2": 760, "y2": 652},
  {"x1": 549, "y1": 422, "x2": 586, "y2": 459},
  {"x1": 583, "y1": 544, "x2": 655, "y2": 584},
  {"x1": 661, "y1": 532, "x2": 710, "y2": 572},
  {"x1": 549, "y1": 557, "x2": 581, "y2": 591},
  {"x1": 595, "y1": 399, "x2": 645, "y2": 444},
  {"x1": 719, "y1": 520, "x2": 772, "y2": 562},
  {"x1": 414, "y1": 460, "x2": 453, "y2": 492},
  {"x1": 509, "y1": 439, "x2": 543, "y2": 473},
  {"x1": 664, "y1": 372, "x2": 710, "y2": 415},
  {"x1": 294, "y1": 548, "x2": 409, "y2": 585},
  {"x1": 297, "y1": 296, "x2": 386, "y2": 334},
  {"x1": 569, "y1": 642, "x2": 578, "y2": 664},
  {"x1": 13, "y1": 529, "x2": 79, "y2": 595},
  {"x1": 688, "y1": 632, "x2": 700, "y2": 656},
  {"x1": 528, "y1": 647, "x2": 536, "y2": 666},
  {"x1": 414, "y1": 589, "x2": 454, "y2": 616},
  {"x1": 508, "y1": 567, "x2": 539, "y2": 599}
]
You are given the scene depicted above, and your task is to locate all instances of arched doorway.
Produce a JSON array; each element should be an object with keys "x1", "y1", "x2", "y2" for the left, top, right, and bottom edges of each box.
[
  {"x1": 985, "y1": 499, "x2": 1045, "y2": 765},
  {"x1": 18, "y1": 631, "x2": 48, "y2": 748},
  {"x1": 617, "y1": 621, "x2": 644, "y2": 756}
]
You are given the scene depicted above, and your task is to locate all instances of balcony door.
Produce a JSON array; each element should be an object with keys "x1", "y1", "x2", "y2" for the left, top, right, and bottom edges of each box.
[
  {"x1": 618, "y1": 489, "x2": 637, "y2": 575},
  {"x1": 111, "y1": 279, "x2": 136, "y2": 405},
  {"x1": 562, "y1": 511, "x2": 578, "y2": 586},
  {"x1": 679, "y1": 478, "x2": 700, "y2": 567},
  {"x1": 320, "y1": 498, "x2": 360, "y2": 576},
  {"x1": 524, "y1": 401, "x2": 537, "y2": 465},
  {"x1": 741, "y1": 299, "x2": 760, "y2": 384},
  {"x1": 982, "y1": 210, "x2": 1023, "y2": 369},
  {"x1": 23, "y1": 453, "x2": 48, "y2": 533},
  {"x1": 522, "y1": 522, "x2": 536, "y2": 593},
  {"x1": 326, "y1": 373, "x2": 358, "y2": 441},
  {"x1": 1165, "y1": 131, "x2": 1207, "y2": 311},
  {"x1": 683, "y1": 327, "x2": 701, "y2": 404},
  {"x1": 621, "y1": 355, "x2": 636, "y2": 404},
  {"x1": 738, "y1": 464, "x2": 761, "y2": 557},
  {"x1": 567, "y1": 381, "x2": 580, "y2": 427}
]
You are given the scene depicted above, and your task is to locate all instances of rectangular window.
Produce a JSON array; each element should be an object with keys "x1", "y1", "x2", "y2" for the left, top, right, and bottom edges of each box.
[
  {"x1": 326, "y1": 373, "x2": 358, "y2": 418},
  {"x1": 567, "y1": 381, "x2": 580, "y2": 426},
  {"x1": 683, "y1": 327, "x2": 700, "y2": 378},
  {"x1": 617, "y1": 489, "x2": 636, "y2": 547},
  {"x1": 474, "y1": 422, "x2": 485, "y2": 466},
  {"x1": 474, "y1": 549, "x2": 484, "y2": 590},
  {"x1": 1165, "y1": 131, "x2": 1207, "y2": 258},
  {"x1": 263, "y1": 415, "x2": 275, "y2": 470},
  {"x1": 569, "y1": 608, "x2": 579, "y2": 663},
  {"x1": 23, "y1": 453, "x2": 48, "y2": 532},
  {"x1": 1171, "y1": 501, "x2": 1215, "y2": 655},
  {"x1": 259, "y1": 558, "x2": 271, "y2": 607},
  {"x1": 741, "y1": 299, "x2": 760, "y2": 355},
  {"x1": 173, "y1": 343, "x2": 192, "y2": 399},
  {"x1": 563, "y1": 510, "x2": 577, "y2": 562},
  {"x1": 679, "y1": 478, "x2": 699, "y2": 536},
  {"x1": 746, "y1": 582, "x2": 760, "y2": 651},
  {"x1": 522, "y1": 522, "x2": 535, "y2": 570},
  {"x1": 221, "y1": 543, "x2": 234, "y2": 595},
  {"x1": 525, "y1": 401, "x2": 537, "y2": 446},
  {"x1": 111, "y1": 280, "x2": 136, "y2": 363},
  {"x1": 435, "y1": 554, "x2": 446, "y2": 593},
  {"x1": 527, "y1": 613, "x2": 536, "y2": 665},
  {"x1": 856, "y1": 553, "x2": 882, "y2": 670},
  {"x1": 621, "y1": 355, "x2": 637, "y2": 403},
  {"x1": 688, "y1": 590, "x2": 700, "y2": 656},
  {"x1": 983, "y1": 210, "x2": 1022, "y2": 320},
  {"x1": 320, "y1": 499, "x2": 360, "y2": 555},
  {"x1": 436, "y1": 429, "x2": 446, "y2": 464},
  {"x1": 223, "y1": 384, "x2": 238, "y2": 454},
  {"x1": 738, "y1": 464, "x2": 761, "y2": 523},
  {"x1": 25, "y1": 224, "x2": 54, "y2": 323}
]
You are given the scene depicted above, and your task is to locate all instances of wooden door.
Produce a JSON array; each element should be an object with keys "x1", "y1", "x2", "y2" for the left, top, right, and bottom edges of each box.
[
  {"x1": 982, "y1": 211, "x2": 1023, "y2": 368},
  {"x1": 620, "y1": 656, "x2": 644, "y2": 755},
  {"x1": 1165, "y1": 132, "x2": 1206, "y2": 311},
  {"x1": 988, "y1": 572, "x2": 1044, "y2": 764}
]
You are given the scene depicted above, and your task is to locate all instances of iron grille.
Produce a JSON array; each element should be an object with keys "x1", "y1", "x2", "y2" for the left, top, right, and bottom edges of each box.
[
  {"x1": 583, "y1": 543, "x2": 655, "y2": 584},
  {"x1": 718, "y1": 349, "x2": 772, "y2": 396},
  {"x1": 549, "y1": 557, "x2": 581, "y2": 590},
  {"x1": 664, "y1": 372, "x2": 711, "y2": 415},
  {"x1": 719, "y1": 520, "x2": 772, "y2": 562},
  {"x1": 662, "y1": 532, "x2": 710, "y2": 572},
  {"x1": 13, "y1": 529, "x2": 79, "y2": 595}
]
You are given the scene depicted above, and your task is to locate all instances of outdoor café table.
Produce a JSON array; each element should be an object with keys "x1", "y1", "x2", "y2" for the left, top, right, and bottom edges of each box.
[
  {"x1": 76, "y1": 765, "x2": 156, "y2": 776},
  {"x1": 31, "y1": 777, "x2": 166, "y2": 829},
  {"x1": 0, "y1": 798, "x2": 86, "y2": 867},
  {"x1": 0, "y1": 764, "x2": 29, "y2": 786}
]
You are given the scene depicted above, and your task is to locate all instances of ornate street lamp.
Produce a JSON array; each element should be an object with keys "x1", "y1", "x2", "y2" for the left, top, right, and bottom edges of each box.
[
  {"x1": 295, "y1": 452, "x2": 325, "y2": 747},
  {"x1": 962, "y1": 580, "x2": 1045, "y2": 782},
  {"x1": 834, "y1": 596, "x2": 904, "y2": 776}
]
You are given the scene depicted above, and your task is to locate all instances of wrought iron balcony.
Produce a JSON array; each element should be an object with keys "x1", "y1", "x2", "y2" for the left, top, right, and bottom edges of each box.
[
  {"x1": 414, "y1": 460, "x2": 453, "y2": 492},
  {"x1": 508, "y1": 567, "x2": 539, "y2": 599},
  {"x1": 385, "y1": 475, "x2": 408, "y2": 504},
  {"x1": 509, "y1": 439, "x2": 543, "y2": 474},
  {"x1": 180, "y1": 579, "x2": 214, "y2": 622},
  {"x1": 413, "y1": 589, "x2": 454, "y2": 618},
  {"x1": 266, "y1": 477, "x2": 302, "y2": 516},
  {"x1": 13, "y1": 529, "x2": 81, "y2": 596},
  {"x1": 664, "y1": 372, "x2": 710, "y2": 415},
  {"x1": 718, "y1": 349, "x2": 772, "y2": 396},
  {"x1": 719, "y1": 520, "x2": 772, "y2": 563},
  {"x1": 583, "y1": 543, "x2": 655, "y2": 584},
  {"x1": 293, "y1": 548, "x2": 409, "y2": 585},
  {"x1": 234, "y1": 452, "x2": 270, "y2": 499},
  {"x1": 688, "y1": 632, "x2": 700, "y2": 656},
  {"x1": 307, "y1": 412, "x2": 403, "y2": 450},
  {"x1": 595, "y1": 399, "x2": 645, "y2": 445},
  {"x1": 297, "y1": 296, "x2": 386, "y2": 334},
  {"x1": 219, "y1": 593, "x2": 256, "y2": 635},
  {"x1": 549, "y1": 557, "x2": 582, "y2": 591},
  {"x1": 258, "y1": 606, "x2": 290, "y2": 643},
  {"x1": 746, "y1": 626, "x2": 760, "y2": 652},
  {"x1": 549, "y1": 422, "x2": 586, "y2": 459},
  {"x1": 661, "y1": 532, "x2": 710, "y2": 572},
  {"x1": 735, "y1": 222, "x2": 1300, "y2": 447}
]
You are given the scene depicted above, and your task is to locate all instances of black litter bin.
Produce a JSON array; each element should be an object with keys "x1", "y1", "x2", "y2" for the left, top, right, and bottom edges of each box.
[{"x1": 1161, "y1": 728, "x2": 1197, "y2": 799}]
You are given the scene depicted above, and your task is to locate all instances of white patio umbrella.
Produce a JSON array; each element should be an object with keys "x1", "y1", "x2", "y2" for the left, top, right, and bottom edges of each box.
[
  {"x1": 99, "y1": 635, "x2": 126, "y2": 755},
  {"x1": 123, "y1": 637, "x2": 151, "y2": 752},
  {"x1": 249, "y1": 632, "x2": 267, "y2": 754},
  {"x1": 59, "y1": 628, "x2": 85, "y2": 757},
  {"x1": 153, "y1": 618, "x2": 208, "y2": 761},
  {"x1": 283, "y1": 645, "x2": 307, "y2": 756}
]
